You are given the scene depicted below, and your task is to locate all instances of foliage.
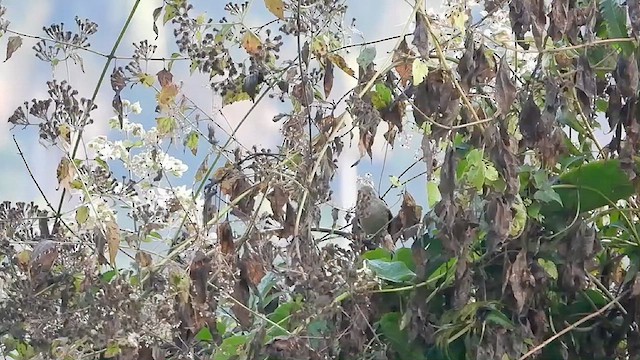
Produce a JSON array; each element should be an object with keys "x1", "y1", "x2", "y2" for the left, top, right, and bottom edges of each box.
[{"x1": 2, "y1": 0, "x2": 640, "y2": 359}]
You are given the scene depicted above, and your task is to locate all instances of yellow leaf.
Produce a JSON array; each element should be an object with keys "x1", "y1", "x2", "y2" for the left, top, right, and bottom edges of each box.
[
  {"x1": 76, "y1": 206, "x2": 89, "y2": 225},
  {"x1": 242, "y1": 31, "x2": 262, "y2": 56},
  {"x1": 106, "y1": 220, "x2": 120, "y2": 266},
  {"x1": 326, "y1": 54, "x2": 355, "y2": 77},
  {"x1": 138, "y1": 73, "x2": 155, "y2": 87},
  {"x1": 412, "y1": 59, "x2": 429, "y2": 85},
  {"x1": 156, "y1": 83, "x2": 179, "y2": 109},
  {"x1": 56, "y1": 157, "x2": 76, "y2": 191},
  {"x1": 264, "y1": 0, "x2": 285, "y2": 19}
]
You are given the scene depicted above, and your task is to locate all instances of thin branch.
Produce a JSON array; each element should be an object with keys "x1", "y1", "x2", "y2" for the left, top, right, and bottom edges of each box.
[{"x1": 518, "y1": 292, "x2": 628, "y2": 360}]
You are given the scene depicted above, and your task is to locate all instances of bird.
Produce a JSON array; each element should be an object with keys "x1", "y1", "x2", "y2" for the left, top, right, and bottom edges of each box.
[{"x1": 355, "y1": 181, "x2": 394, "y2": 251}]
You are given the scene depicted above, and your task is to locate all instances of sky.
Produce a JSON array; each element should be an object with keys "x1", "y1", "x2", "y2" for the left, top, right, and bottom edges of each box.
[{"x1": 0, "y1": 0, "x2": 435, "y2": 221}]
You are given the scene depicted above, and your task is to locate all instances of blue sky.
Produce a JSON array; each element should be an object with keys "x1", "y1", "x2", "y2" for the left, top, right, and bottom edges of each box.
[{"x1": 0, "y1": 0, "x2": 439, "y2": 218}]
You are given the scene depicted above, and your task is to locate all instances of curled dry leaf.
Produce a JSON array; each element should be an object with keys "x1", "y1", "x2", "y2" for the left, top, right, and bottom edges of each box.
[
  {"x1": 506, "y1": 249, "x2": 534, "y2": 315},
  {"x1": 413, "y1": 12, "x2": 430, "y2": 59},
  {"x1": 4, "y1": 35, "x2": 22, "y2": 62},
  {"x1": 324, "y1": 60, "x2": 334, "y2": 98},
  {"x1": 217, "y1": 220, "x2": 235, "y2": 256},
  {"x1": 495, "y1": 56, "x2": 516, "y2": 115},
  {"x1": 393, "y1": 39, "x2": 414, "y2": 86},
  {"x1": 105, "y1": 220, "x2": 120, "y2": 266},
  {"x1": 56, "y1": 157, "x2": 76, "y2": 192},
  {"x1": 615, "y1": 53, "x2": 639, "y2": 98},
  {"x1": 326, "y1": 53, "x2": 355, "y2": 77},
  {"x1": 29, "y1": 239, "x2": 58, "y2": 278},
  {"x1": 189, "y1": 250, "x2": 211, "y2": 305},
  {"x1": 156, "y1": 69, "x2": 173, "y2": 87},
  {"x1": 135, "y1": 251, "x2": 152, "y2": 268},
  {"x1": 518, "y1": 94, "x2": 542, "y2": 147}
]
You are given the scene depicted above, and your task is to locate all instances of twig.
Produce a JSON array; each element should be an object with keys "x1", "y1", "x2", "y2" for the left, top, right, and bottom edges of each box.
[{"x1": 518, "y1": 292, "x2": 627, "y2": 360}]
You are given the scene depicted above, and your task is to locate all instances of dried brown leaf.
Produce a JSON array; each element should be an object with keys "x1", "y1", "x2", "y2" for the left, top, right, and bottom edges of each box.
[
  {"x1": 217, "y1": 220, "x2": 235, "y2": 255},
  {"x1": 105, "y1": 220, "x2": 120, "y2": 266},
  {"x1": 615, "y1": 53, "x2": 639, "y2": 98},
  {"x1": 495, "y1": 56, "x2": 516, "y2": 115},
  {"x1": 156, "y1": 69, "x2": 173, "y2": 87},
  {"x1": 323, "y1": 60, "x2": 334, "y2": 98},
  {"x1": 393, "y1": 39, "x2": 414, "y2": 86},
  {"x1": 4, "y1": 35, "x2": 22, "y2": 62},
  {"x1": 413, "y1": 12, "x2": 430, "y2": 59}
]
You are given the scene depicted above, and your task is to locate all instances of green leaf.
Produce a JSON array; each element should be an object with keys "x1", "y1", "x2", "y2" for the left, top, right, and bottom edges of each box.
[
  {"x1": 541, "y1": 158, "x2": 637, "y2": 217},
  {"x1": 370, "y1": 83, "x2": 393, "y2": 110},
  {"x1": 163, "y1": 4, "x2": 178, "y2": 25},
  {"x1": 104, "y1": 343, "x2": 120, "y2": 358},
  {"x1": 156, "y1": 117, "x2": 177, "y2": 136},
  {"x1": 357, "y1": 46, "x2": 376, "y2": 69},
  {"x1": 412, "y1": 59, "x2": 429, "y2": 85},
  {"x1": 75, "y1": 206, "x2": 89, "y2": 224},
  {"x1": 213, "y1": 335, "x2": 248, "y2": 360},
  {"x1": 367, "y1": 259, "x2": 416, "y2": 282},
  {"x1": 427, "y1": 180, "x2": 441, "y2": 208},
  {"x1": 393, "y1": 248, "x2": 416, "y2": 271},
  {"x1": 362, "y1": 248, "x2": 392, "y2": 261},
  {"x1": 533, "y1": 187, "x2": 563, "y2": 205},
  {"x1": 195, "y1": 327, "x2": 213, "y2": 342},
  {"x1": 537, "y1": 258, "x2": 558, "y2": 280},
  {"x1": 599, "y1": 0, "x2": 633, "y2": 54},
  {"x1": 483, "y1": 309, "x2": 515, "y2": 329},
  {"x1": 377, "y1": 313, "x2": 426, "y2": 360},
  {"x1": 184, "y1": 131, "x2": 199, "y2": 155}
]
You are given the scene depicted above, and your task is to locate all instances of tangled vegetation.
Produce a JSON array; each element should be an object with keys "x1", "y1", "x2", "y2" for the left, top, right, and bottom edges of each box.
[{"x1": 2, "y1": 0, "x2": 640, "y2": 359}]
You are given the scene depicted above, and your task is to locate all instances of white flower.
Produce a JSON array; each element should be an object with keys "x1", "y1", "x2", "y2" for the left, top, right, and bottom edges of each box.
[{"x1": 130, "y1": 101, "x2": 142, "y2": 114}]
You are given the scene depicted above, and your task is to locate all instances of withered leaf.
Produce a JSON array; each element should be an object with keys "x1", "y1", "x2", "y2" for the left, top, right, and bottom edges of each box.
[
  {"x1": 495, "y1": 56, "x2": 517, "y2": 115},
  {"x1": 30, "y1": 240, "x2": 58, "y2": 277},
  {"x1": 518, "y1": 94, "x2": 542, "y2": 146},
  {"x1": 232, "y1": 279, "x2": 252, "y2": 329},
  {"x1": 413, "y1": 12, "x2": 430, "y2": 59},
  {"x1": 575, "y1": 55, "x2": 596, "y2": 115},
  {"x1": 135, "y1": 250, "x2": 152, "y2": 267},
  {"x1": 509, "y1": 0, "x2": 532, "y2": 49},
  {"x1": 506, "y1": 249, "x2": 533, "y2": 315},
  {"x1": 326, "y1": 53, "x2": 355, "y2": 77},
  {"x1": 4, "y1": 35, "x2": 22, "y2": 62},
  {"x1": 358, "y1": 129, "x2": 374, "y2": 159},
  {"x1": 239, "y1": 252, "x2": 266, "y2": 287},
  {"x1": 105, "y1": 220, "x2": 120, "y2": 266},
  {"x1": 381, "y1": 100, "x2": 405, "y2": 131},
  {"x1": 393, "y1": 39, "x2": 414, "y2": 86},
  {"x1": 615, "y1": 53, "x2": 639, "y2": 98},
  {"x1": 190, "y1": 250, "x2": 211, "y2": 304},
  {"x1": 629, "y1": 0, "x2": 640, "y2": 36},
  {"x1": 242, "y1": 31, "x2": 262, "y2": 56},
  {"x1": 243, "y1": 72, "x2": 264, "y2": 100},
  {"x1": 530, "y1": 0, "x2": 546, "y2": 49},
  {"x1": 56, "y1": 157, "x2": 75, "y2": 192},
  {"x1": 606, "y1": 85, "x2": 622, "y2": 131},
  {"x1": 217, "y1": 220, "x2": 234, "y2": 255},
  {"x1": 399, "y1": 192, "x2": 422, "y2": 230},
  {"x1": 267, "y1": 185, "x2": 288, "y2": 221},
  {"x1": 156, "y1": 69, "x2": 173, "y2": 87},
  {"x1": 323, "y1": 60, "x2": 334, "y2": 98}
]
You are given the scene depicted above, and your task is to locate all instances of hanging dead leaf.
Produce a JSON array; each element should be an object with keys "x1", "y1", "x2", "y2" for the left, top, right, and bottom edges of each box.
[
  {"x1": 156, "y1": 69, "x2": 174, "y2": 87},
  {"x1": 4, "y1": 35, "x2": 22, "y2": 62},
  {"x1": 393, "y1": 39, "x2": 414, "y2": 86},
  {"x1": 105, "y1": 220, "x2": 121, "y2": 266},
  {"x1": 239, "y1": 252, "x2": 266, "y2": 286},
  {"x1": 615, "y1": 53, "x2": 639, "y2": 98},
  {"x1": 232, "y1": 278, "x2": 252, "y2": 329},
  {"x1": 190, "y1": 250, "x2": 211, "y2": 304},
  {"x1": 518, "y1": 94, "x2": 542, "y2": 146},
  {"x1": 326, "y1": 53, "x2": 355, "y2": 77},
  {"x1": 264, "y1": 0, "x2": 285, "y2": 19},
  {"x1": 135, "y1": 250, "x2": 153, "y2": 268},
  {"x1": 324, "y1": 60, "x2": 334, "y2": 98},
  {"x1": 495, "y1": 56, "x2": 516, "y2": 115},
  {"x1": 29, "y1": 240, "x2": 58, "y2": 278},
  {"x1": 217, "y1": 220, "x2": 235, "y2": 255},
  {"x1": 413, "y1": 12, "x2": 430, "y2": 58},
  {"x1": 242, "y1": 31, "x2": 262, "y2": 56},
  {"x1": 56, "y1": 157, "x2": 76, "y2": 191}
]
